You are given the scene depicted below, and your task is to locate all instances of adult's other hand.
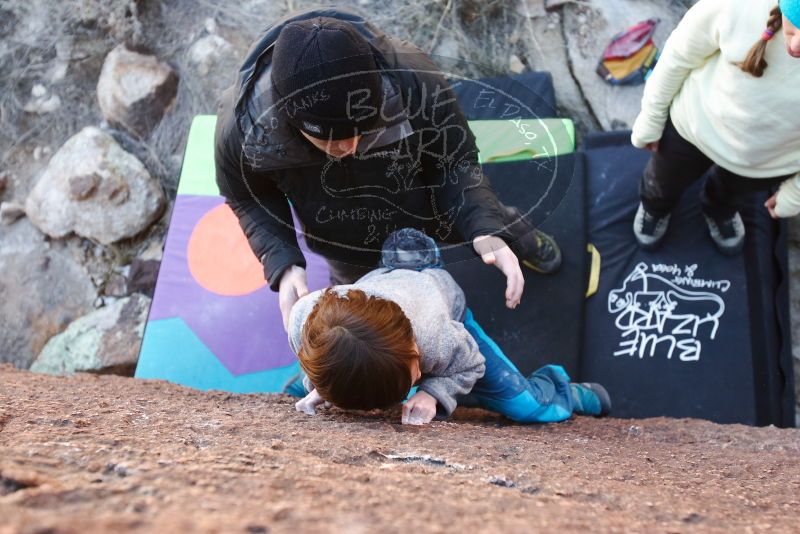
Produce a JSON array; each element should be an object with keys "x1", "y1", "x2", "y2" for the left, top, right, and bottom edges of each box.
[
  {"x1": 279, "y1": 265, "x2": 309, "y2": 330},
  {"x1": 765, "y1": 192, "x2": 779, "y2": 219}
]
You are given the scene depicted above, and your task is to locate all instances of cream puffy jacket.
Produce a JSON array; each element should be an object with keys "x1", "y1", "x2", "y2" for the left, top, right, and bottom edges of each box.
[{"x1": 631, "y1": 0, "x2": 800, "y2": 217}]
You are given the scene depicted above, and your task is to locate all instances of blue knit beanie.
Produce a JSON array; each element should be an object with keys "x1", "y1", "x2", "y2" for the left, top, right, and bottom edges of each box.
[{"x1": 781, "y1": 0, "x2": 800, "y2": 28}]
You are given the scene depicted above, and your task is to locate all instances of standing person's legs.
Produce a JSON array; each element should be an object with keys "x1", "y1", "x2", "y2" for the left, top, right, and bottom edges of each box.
[
  {"x1": 640, "y1": 117, "x2": 716, "y2": 217},
  {"x1": 699, "y1": 168, "x2": 791, "y2": 255},
  {"x1": 702, "y1": 169, "x2": 791, "y2": 220},
  {"x1": 461, "y1": 309, "x2": 608, "y2": 422},
  {"x1": 634, "y1": 116, "x2": 717, "y2": 249}
]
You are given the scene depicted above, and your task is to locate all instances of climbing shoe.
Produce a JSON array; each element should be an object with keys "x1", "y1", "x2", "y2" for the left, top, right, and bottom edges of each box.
[
  {"x1": 502, "y1": 206, "x2": 562, "y2": 274},
  {"x1": 570, "y1": 382, "x2": 611, "y2": 417},
  {"x1": 633, "y1": 202, "x2": 670, "y2": 250},
  {"x1": 703, "y1": 211, "x2": 745, "y2": 256}
]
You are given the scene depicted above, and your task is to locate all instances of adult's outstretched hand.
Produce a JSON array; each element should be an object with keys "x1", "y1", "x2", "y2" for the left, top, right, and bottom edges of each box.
[
  {"x1": 279, "y1": 265, "x2": 309, "y2": 331},
  {"x1": 472, "y1": 235, "x2": 524, "y2": 309}
]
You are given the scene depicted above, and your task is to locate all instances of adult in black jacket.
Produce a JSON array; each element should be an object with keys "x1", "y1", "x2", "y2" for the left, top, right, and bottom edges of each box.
[{"x1": 215, "y1": 8, "x2": 561, "y2": 328}]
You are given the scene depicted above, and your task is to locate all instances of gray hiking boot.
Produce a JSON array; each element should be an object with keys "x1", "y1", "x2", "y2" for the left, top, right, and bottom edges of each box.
[
  {"x1": 703, "y1": 212, "x2": 745, "y2": 256},
  {"x1": 633, "y1": 202, "x2": 670, "y2": 250}
]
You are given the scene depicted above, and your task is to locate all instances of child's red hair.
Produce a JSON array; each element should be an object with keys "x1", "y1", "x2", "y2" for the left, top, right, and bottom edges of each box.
[{"x1": 298, "y1": 289, "x2": 418, "y2": 410}]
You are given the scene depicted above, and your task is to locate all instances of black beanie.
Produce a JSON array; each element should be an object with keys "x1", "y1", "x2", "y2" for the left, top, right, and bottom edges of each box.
[{"x1": 271, "y1": 17, "x2": 384, "y2": 140}]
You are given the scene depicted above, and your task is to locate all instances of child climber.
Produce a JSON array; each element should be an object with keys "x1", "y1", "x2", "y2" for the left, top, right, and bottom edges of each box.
[
  {"x1": 285, "y1": 228, "x2": 610, "y2": 425},
  {"x1": 632, "y1": 0, "x2": 800, "y2": 255}
]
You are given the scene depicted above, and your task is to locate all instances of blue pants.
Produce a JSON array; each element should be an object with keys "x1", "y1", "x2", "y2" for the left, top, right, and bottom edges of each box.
[
  {"x1": 460, "y1": 309, "x2": 574, "y2": 423},
  {"x1": 378, "y1": 229, "x2": 578, "y2": 422}
]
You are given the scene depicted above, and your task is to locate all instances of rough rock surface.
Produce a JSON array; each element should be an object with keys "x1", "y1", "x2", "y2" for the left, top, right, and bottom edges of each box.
[
  {"x1": 126, "y1": 259, "x2": 160, "y2": 298},
  {"x1": 0, "y1": 367, "x2": 798, "y2": 533},
  {"x1": 1, "y1": 0, "x2": 799, "y2": 420},
  {"x1": 0, "y1": 201, "x2": 25, "y2": 225},
  {"x1": 29, "y1": 294, "x2": 151, "y2": 376},
  {"x1": 184, "y1": 33, "x2": 238, "y2": 108},
  {"x1": 25, "y1": 126, "x2": 166, "y2": 245},
  {"x1": 186, "y1": 34, "x2": 236, "y2": 77},
  {"x1": 97, "y1": 44, "x2": 179, "y2": 138},
  {"x1": 563, "y1": 0, "x2": 686, "y2": 130},
  {"x1": 0, "y1": 221, "x2": 96, "y2": 369},
  {"x1": 518, "y1": 11, "x2": 601, "y2": 134}
]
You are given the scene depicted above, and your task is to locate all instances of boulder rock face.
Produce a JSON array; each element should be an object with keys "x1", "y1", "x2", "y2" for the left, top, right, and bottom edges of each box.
[
  {"x1": 185, "y1": 33, "x2": 238, "y2": 107},
  {"x1": 0, "y1": 220, "x2": 96, "y2": 369},
  {"x1": 2, "y1": 367, "x2": 800, "y2": 533},
  {"x1": 522, "y1": 11, "x2": 601, "y2": 134},
  {"x1": 0, "y1": 201, "x2": 26, "y2": 224},
  {"x1": 30, "y1": 293, "x2": 151, "y2": 376},
  {"x1": 97, "y1": 44, "x2": 179, "y2": 137},
  {"x1": 187, "y1": 34, "x2": 235, "y2": 77},
  {"x1": 25, "y1": 126, "x2": 165, "y2": 244},
  {"x1": 562, "y1": 0, "x2": 685, "y2": 130}
]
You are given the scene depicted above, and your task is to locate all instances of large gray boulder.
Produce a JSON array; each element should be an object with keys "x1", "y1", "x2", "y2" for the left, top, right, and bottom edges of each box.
[
  {"x1": 562, "y1": 0, "x2": 686, "y2": 130},
  {"x1": 30, "y1": 294, "x2": 151, "y2": 376},
  {"x1": 187, "y1": 34, "x2": 235, "y2": 77},
  {"x1": 97, "y1": 44, "x2": 179, "y2": 137},
  {"x1": 25, "y1": 126, "x2": 166, "y2": 244},
  {"x1": 0, "y1": 220, "x2": 96, "y2": 369},
  {"x1": 185, "y1": 33, "x2": 238, "y2": 107},
  {"x1": 0, "y1": 201, "x2": 25, "y2": 225}
]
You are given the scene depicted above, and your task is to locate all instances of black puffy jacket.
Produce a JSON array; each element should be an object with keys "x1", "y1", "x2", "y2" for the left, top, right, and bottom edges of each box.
[{"x1": 215, "y1": 7, "x2": 511, "y2": 290}]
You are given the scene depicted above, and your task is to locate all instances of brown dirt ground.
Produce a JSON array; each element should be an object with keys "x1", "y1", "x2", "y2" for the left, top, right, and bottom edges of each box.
[{"x1": 1, "y1": 365, "x2": 799, "y2": 534}]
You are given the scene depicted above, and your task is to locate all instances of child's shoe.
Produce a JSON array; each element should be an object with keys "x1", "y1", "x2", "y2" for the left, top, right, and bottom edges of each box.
[
  {"x1": 570, "y1": 382, "x2": 612, "y2": 417},
  {"x1": 703, "y1": 211, "x2": 745, "y2": 256},
  {"x1": 282, "y1": 372, "x2": 308, "y2": 397},
  {"x1": 633, "y1": 202, "x2": 670, "y2": 250}
]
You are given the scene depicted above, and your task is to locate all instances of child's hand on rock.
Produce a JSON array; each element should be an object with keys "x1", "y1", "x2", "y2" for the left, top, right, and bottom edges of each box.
[
  {"x1": 402, "y1": 390, "x2": 437, "y2": 425},
  {"x1": 295, "y1": 388, "x2": 330, "y2": 416}
]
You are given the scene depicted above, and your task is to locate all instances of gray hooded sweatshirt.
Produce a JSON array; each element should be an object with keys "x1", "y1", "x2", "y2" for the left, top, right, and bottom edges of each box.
[{"x1": 287, "y1": 268, "x2": 486, "y2": 415}]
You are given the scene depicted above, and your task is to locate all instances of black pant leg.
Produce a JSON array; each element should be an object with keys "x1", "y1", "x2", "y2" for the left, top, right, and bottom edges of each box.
[
  {"x1": 324, "y1": 258, "x2": 374, "y2": 286},
  {"x1": 640, "y1": 117, "x2": 716, "y2": 218},
  {"x1": 702, "y1": 169, "x2": 793, "y2": 219}
]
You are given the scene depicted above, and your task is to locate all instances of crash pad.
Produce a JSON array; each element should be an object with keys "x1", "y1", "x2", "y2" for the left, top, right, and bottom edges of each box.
[{"x1": 578, "y1": 131, "x2": 795, "y2": 426}]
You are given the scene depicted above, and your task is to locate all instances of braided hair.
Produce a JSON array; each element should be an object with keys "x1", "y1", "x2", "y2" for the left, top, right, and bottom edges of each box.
[{"x1": 739, "y1": 6, "x2": 784, "y2": 77}]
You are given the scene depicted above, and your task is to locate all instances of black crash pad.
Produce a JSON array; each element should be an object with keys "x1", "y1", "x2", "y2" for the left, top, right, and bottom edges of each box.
[
  {"x1": 443, "y1": 72, "x2": 587, "y2": 378},
  {"x1": 578, "y1": 131, "x2": 795, "y2": 427}
]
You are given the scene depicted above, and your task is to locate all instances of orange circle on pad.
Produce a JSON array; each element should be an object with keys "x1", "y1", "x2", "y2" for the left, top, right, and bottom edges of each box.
[{"x1": 187, "y1": 203, "x2": 267, "y2": 296}]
